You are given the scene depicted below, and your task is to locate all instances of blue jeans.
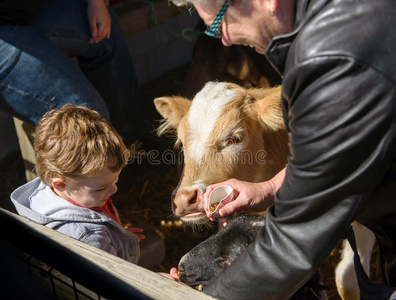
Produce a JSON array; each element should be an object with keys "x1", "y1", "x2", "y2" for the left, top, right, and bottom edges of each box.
[{"x1": 0, "y1": 0, "x2": 143, "y2": 142}]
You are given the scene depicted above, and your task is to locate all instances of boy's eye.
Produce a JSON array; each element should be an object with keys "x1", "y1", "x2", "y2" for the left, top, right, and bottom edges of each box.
[{"x1": 96, "y1": 187, "x2": 106, "y2": 191}]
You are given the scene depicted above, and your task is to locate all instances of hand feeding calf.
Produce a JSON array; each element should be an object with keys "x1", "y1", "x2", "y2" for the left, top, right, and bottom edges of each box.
[
  {"x1": 154, "y1": 81, "x2": 375, "y2": 299},
  {"x1": 178, "y1": 214, "x2": 326, "y2": 299}
]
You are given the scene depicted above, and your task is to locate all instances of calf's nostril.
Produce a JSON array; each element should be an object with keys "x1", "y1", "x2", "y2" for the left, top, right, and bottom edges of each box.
[
  {"x1": 178, "y1": 262, "x2": 185, "y2": 273},
  {"x1": 187, "y1": 190, "x2": 198, "y2": 205}
]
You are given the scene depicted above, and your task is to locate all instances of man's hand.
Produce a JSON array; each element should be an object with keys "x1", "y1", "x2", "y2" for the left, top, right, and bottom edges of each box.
[{"x1": 203, "y1": 168, "x2": 286, "y2": 222}]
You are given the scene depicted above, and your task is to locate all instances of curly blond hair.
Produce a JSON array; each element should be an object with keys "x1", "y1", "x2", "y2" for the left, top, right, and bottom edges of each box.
[{"x1": 33, "y1": 105, "x2": 130, "y2": 186}]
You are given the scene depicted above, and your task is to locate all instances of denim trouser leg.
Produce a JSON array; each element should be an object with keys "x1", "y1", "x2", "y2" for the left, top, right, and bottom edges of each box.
[
  {"x1": 33, "y1": 0, "x2": 144, "y2": 142},
  {"x1": 0, "y1": 24, "x2": 109, "y2": 125}
]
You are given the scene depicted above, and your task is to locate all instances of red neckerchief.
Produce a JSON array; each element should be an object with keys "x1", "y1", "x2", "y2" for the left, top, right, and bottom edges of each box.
[{"x1": 67, "y1": 197, "x2": 121, "y2": 225}]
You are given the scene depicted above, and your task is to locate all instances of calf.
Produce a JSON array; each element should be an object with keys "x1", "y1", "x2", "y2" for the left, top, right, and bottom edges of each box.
[
  {"x1": 154, "y1": 82, "x2": 289, "y2": 224},
  {"x1": 178, "y1": 214, "x2": 326, "y2": 299},
  {"x1": 154, "y1": 81, "x2": 375, "y2": 300}
]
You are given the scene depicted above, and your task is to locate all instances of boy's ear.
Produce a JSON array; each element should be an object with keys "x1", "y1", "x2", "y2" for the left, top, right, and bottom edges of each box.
[{"x1": 51, "y1": 178, "x2": 66, "y2": 192}]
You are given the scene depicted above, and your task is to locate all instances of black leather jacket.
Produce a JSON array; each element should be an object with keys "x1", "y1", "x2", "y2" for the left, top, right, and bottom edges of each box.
[{"x1": 204, "y1": 0, "x2": 396, "y2": 299}]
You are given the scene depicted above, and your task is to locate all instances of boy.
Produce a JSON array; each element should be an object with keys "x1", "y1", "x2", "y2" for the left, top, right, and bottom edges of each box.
[{"x1": 11, "y1": 105, "x2": 143, "y2": 264}]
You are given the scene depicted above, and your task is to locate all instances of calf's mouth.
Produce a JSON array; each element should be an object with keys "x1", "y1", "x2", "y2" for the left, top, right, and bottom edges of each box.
[
  {"x1": 180, "y1": 211, "x2": 208, "y2": 224},
  {"x1": 178, "y1": 264, "x2": 210, "y2": 289}
]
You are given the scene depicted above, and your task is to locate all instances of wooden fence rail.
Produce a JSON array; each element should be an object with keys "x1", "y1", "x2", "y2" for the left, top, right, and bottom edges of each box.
[{"x1": 0, "y1": 208, "x2": 214, "y2": 300}]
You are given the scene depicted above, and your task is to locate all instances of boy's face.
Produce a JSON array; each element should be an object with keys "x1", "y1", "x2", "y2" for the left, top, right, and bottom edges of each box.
[{"x1": 52, "y1": 167, "x2": 121, "y2": 208}]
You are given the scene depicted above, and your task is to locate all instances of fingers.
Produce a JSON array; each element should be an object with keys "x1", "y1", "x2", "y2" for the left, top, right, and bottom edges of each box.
[
  {"x1": 89, "y1": 22, "x2": 111, "y2": 43},
  {"x1": 97, "y1": 22, "x2": 111, "y2": 41},
  {"x1": 89, "y1": 17, "x2": 98, "y2": 43},
  {"x1": 203, "y1": 180, "x2": 234, "y2": 210},
  {"x1": 125, "y1": 227, "x2": 145, "y2": 242},
  {"x1": 203, "y1": 185, "x2": 214, "y2": 212},
  {"x1": 135, "y1": 234, "x2": 145, "y2": 242},
  {"x1": 158, "y1": 267, "x2": 190, "y2": 286},
  {"x1": 170, "y1": 267, "x2": 179, "y2": 277},
  {"x1": 221, "y1": 221, "x2": 228, "y2": 227},
  {"x1": 218, "y1": 199, "x2": 239, "y2": 217},
  {"x1": 127, "y1": 227, "x2": 143, "y2": 233},
  {"x1": 167, "y1": 268, "x2": 190, "y2": 286},
  {"x1": 204, "y1": 179, "x2": 239, "y2": 220},
  {"x1": 204, "y1": 186, "x2": 217, "y2": 221},
  {"x1": 87, "y1": 0, "x2": 111, "y2": 43}
]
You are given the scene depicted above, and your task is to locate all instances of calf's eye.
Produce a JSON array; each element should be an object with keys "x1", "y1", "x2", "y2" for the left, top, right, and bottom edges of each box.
[{"x1": 225, "y1": 135, "x2": 242, "y2": 147}]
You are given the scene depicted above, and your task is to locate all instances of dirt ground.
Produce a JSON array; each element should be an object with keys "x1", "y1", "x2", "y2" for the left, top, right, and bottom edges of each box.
[{"x1": 0, "y1": 55, "x2": 383, "y2": 299}]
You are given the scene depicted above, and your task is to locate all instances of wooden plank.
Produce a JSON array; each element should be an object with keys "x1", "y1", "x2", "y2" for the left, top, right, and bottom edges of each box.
[
  {"x1": 112, "y1": 0, "x2": 190, "y2": 35},
  {"x1": 2, "y1": 209, "x2": 214, "y2": 300}
]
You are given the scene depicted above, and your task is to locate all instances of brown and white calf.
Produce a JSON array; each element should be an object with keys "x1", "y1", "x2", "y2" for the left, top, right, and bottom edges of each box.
[
  {"x1": 154, "y1": 82, "x2": 289, "y2": 224},
  {"x1": 154, "y1": 81, "x2": 375, "y2": 300}
]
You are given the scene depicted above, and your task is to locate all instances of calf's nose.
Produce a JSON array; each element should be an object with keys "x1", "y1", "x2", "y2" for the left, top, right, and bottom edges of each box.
[
  {"x1": 178, "y1": 261, "x2": 185, "y2": 274},
  {"x1": 172, "y1": 189, "x2": 199, "y2": 216}
]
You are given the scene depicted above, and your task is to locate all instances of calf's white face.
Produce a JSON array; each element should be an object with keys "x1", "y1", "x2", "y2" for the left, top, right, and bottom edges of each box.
[{"x1": 154, "y1": 82, "x2": 289, "y2": 224}]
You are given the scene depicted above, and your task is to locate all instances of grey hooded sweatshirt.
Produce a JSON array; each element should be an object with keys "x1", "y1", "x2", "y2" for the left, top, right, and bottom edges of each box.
[{"x1": 11, "y1": 177, "x2": 140, "y2": 264}]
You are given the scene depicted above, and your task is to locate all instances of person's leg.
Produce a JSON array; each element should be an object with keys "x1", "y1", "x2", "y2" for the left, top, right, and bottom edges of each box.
[
  {"x1": 83, "y1": 8, "x2": 144, "y2": 143},
  {"x1": 33, "y1": 0, "x2": 144, "y2": 143},
  {"x1": 0, "y1": 24, "x2": 110, "y2": 125}
]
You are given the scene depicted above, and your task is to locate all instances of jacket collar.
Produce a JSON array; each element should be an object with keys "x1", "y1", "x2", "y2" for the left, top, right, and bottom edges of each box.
[{"x1": 265, "y1": 0, "x2": 329, "y2": 75}]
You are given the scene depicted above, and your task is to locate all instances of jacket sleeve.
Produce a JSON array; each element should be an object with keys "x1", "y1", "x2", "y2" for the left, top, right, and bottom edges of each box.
[
  {"x1": 203, "y1": 57, "x2": 396, "y2": 299},
  {"x1": 78, "y1": 227, "x2": 119, "y2": 257}
]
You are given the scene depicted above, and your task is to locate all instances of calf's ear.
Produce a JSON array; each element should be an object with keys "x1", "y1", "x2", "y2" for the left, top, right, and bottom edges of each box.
[
  {"x1": 154, "y1": 96, "x2": 191, "y2": 135},
  {"x1": 250, "y1": 86, "x2": 285, "y2": 132}
]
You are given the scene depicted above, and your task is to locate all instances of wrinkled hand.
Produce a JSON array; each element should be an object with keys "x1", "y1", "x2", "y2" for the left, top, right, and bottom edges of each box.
[
  {"x1": 203, "y1": 168, "x2": 286, "y2": 223},
  {"x1": 87, "y1": 0, "x2": 111, "y2": 43},
  {"x1": 126, "y1": 227, "x2": 145, "y2": 242}
]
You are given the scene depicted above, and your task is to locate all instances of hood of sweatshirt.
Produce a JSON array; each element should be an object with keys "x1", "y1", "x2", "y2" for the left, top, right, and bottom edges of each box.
[{"x1": 11, "y1": 177, "x2": 114, "y2": 229}]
